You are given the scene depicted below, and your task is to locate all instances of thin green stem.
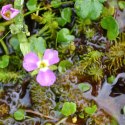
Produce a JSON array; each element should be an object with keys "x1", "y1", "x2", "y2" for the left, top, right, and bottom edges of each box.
[
  {"x1": 33, "y1": 25, "x2": 49, "y2": 37},
  {"x1": 0, "y1": 40, "x2": 9, "y2": 55},
  {"x1": 0, "y1": 31, "x2": 10, "y2": 55},
  {"x1": 24, "y1": 7, "x2": 45, "y2": 17},
  {"x1": 0, "y1": 31, "x2": 11, "y2": 41},
  {"x1": 0, "y1": 20, "x2": 14, "y2": 27}
]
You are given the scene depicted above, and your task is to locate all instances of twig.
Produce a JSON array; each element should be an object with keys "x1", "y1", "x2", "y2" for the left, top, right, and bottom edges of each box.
[
  {"x1": 55, "y1": 117, "x2": 68, "y2": 125},
  {"x1": 25, "y1": 109, "x2": 59, "y2": 121}
]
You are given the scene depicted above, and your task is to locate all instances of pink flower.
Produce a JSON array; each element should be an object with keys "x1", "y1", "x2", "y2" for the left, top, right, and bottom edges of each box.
[
  {"x1": 1, "y1": 4, "x2": 19, "y2": 20},
  {"x1": 23, "y1": 49, "x2": 60, "y2": 86}
]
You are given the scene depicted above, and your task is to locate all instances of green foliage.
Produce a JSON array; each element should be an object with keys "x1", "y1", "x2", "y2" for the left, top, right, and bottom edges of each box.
[
  {"x1": 29, "y1": 36, "x2": 46, "y2": 55},
  {"x1": 61, "y1": 102, "x2": 76, "y2": 116},
  {"x1": 58, "y1": 60, "x2": 73, "y2": 73},
  {"x1": 78, "y1": 83, "x2": 91, "y2": 92},
  {"x1": 14, "y1": 109, "x2": 25, "y2": 121},
  {"x1": 118, "y1": 1, "x2": 125, "y2": 10},
  {"x1": 74, "y1": 0, "x2": 103, "y2": 20},
  {"x1": 57, "y1": 28, "x2": 75, "y2": 43},
  {"x1": 51, "y1": 0, "x2": 61, "y2": 8},
  {"x1": 20, "y1": 42, "x2": 30, "y2": 56},
  {"x1": 87, "y1": 64, "x2": 103, "y2": 82},
  {"x1": 84, "y1": 105, "x2": 97, "y2": 115},
  {"x1": 9, "y1": 36, "x2": 20, "y2": 52},
  {"x1": 102, "y1": 6, "x2": 115, "y2": 17},
  {"x1": 107, "y1": 75, "x2": 115, "y2": 84},
  {"x1": 26, "y1": 0, "x2": 37, "y2": 11},
  {"x1": 0, "y1": 55, "x2": 9, "y2": 68},
  {"x1": 61, "y1": 8, "x2": 72, "y2": 23},
  {"x1": 101, "y1": 16, "x2": 119, "y2": 40},
  {"x1": 106, "y1": 40, "x2": 125, "y2": 73},
  {"x1": 56, "y1": 17, "x2": 67, "y2": 27},
  {"x1": 0, "y1": 70, "x2": 19, "y2": 83},
  {"x1": 41, "y1": 11, "x2": 55, "y2": 24}
]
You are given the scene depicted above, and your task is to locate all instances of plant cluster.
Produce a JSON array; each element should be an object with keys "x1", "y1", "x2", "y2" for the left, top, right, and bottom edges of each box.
[{"x1": 0, "y1": 0, "x2": 125, "y2": 124}]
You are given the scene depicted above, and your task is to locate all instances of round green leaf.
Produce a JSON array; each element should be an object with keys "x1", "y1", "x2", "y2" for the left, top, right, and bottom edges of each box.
[
  {"x1": 57, "y1": 28, "x2": 75, "y2": 43},
  {"x1": 51, "y1": 0, "x2": 61, "y2": 8},
  {"x1": 78, "y1": 83, "x2": 91, "y2": 92},
  {"x1": 61, "y1": 102, "x2": 76, "y2": 116},
  {"x1": 0, "y1": 55, "x2": 9, "y2": 68},
  {"x1": 58, "y1": 60, "x2": 73, "y2": 73},
  {"x1": 107, "y1": 75, "x2": 115, "y2": 84},
  {"x1": 75, "y1": 0, "x2": 103, "y2": 20},
  {"x1": 101, "y1": 16, "x2": 119, "y2": 40},
  {"x1": 118, "y1": 1, "x2": 125, "y2": 10},
  {"x1": 84, "y1": 105, "x2": 97, "y2": 115},
  {"x1": 61, "y1": 8, "x2": 72, "y2": 23},
  {"x1": 14, "y1": 109, "x2": 25, "y2": 121}
]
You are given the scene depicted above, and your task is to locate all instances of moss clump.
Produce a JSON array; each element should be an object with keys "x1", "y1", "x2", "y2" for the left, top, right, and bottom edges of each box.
[{"x1": 0, "y1": 102, "x2": 9, "y2": 117}]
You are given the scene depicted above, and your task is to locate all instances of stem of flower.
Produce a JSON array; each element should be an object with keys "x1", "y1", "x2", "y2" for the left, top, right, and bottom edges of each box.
[
  {"x1": 0, "y1": 40, "x2": 9, "y2": 55},
  {"x1": 24, "y1": 8, "x2": 45, "y2": 17},
  {"x1": 0, "y1": 31, "x2": 10, "y2": 55},
  {"x1": 0, "y1": 20, "x2": 14, "y2": 27},
  {"x1": 33, "y1": 25, "x2": 49, "y2": 37},
  {"x1": 25, "y1": 109, "x2": 59, "y2": 121}
]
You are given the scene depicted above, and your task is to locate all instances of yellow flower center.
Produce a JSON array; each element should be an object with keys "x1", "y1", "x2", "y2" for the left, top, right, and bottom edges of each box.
[
  {"x1": 39, "y1": 61, "x2": 48, "y2": 68},
  {"x1": 4, "y1": 11, "x2": 11, "y2": 18},
  {"x1": 37, "y1": 60, "x2": 49, "y2": 71}
]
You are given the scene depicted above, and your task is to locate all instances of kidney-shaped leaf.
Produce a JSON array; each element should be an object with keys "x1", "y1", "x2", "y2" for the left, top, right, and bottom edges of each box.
[
  {"x1": 75, "y1": 0, "x2": 103, "y2": 20},
  {"x1": 0, "y1": 55, "x2": 9, "y2": 68},
  {"x1": 57, "y1": 28, "x2": 75, "y2": 43},
  {"x1": 101, "y1": 16, "x2": 119, "y2": 40},
  {"x1": 61, "y1": 102, "x2": 76, "y2": 116}
]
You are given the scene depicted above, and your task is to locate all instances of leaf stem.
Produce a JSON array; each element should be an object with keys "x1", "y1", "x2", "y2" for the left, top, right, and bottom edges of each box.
[
  {"x1": 25, "y1": 109, "x2": 59, "y2": 121},
  {"x1": 0, "y1": 40, "x2": 9, "y2": 55}
]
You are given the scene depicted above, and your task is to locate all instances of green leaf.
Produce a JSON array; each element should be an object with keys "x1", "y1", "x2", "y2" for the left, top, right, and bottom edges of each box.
[
  {"x1": 51, "y1": 0, "x2": 61, "y2": 8},
  {"x1": 101, "y1": 16, "x2": 119, "y2": 40},
  {"x1": 58, "y1": 60, "x2": 73, "y2": 73},
  {"x1": 29, "y1": 36, "x2": 46, "y2": 55},
  {"x1": 61, "y1": 8, "x2": 72, "y2": 23},
  {"x1": 84, "y1": 105, "x2": 97, "y2": 115},
  {"x1": 78, "y1": 83, "x2": 91, "y2": 92},
  {"x1": 61, "y1": 102, "x2": 76, "y2": 116},
  {"x1": 57, "y1": 28, "x2": 75, "y2": 43},
  {"x1": 9, "y1": 37, "x2": 20, "y2": 51},
  {"x1": 56, "y1": 17, "x2": 67, "y2": 27},
  {"x1": 20, "y1": 42, "x2": 30, "y2": 56},
  {"x1": 0, "y1": 55, "x2": 9, "y2": 68},
  {"x1": 14, "y1": 109, "x2": 25, "y2": 121},
  {"x1": 49, "y1": 65, "x2": 58, "y2": 71},
  {"x1": 74, "y1": 0, "x2": 103, "y2": 20},
  {"x1": 107, "y1": 75, "x2": 115, "y2": 84},
  {"x1": 118, "y1": 1, "x2": 125, "y2": 10},
  {"x1": 26, "y1": 0, "x2": 37, "y2": 11}
]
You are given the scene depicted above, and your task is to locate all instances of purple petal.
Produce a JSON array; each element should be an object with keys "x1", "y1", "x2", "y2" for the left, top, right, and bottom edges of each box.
[
  {"x1": 36, "y1": 70, "x2": 56, "y2": 86},
  {"x1": 1, "y1": 4, "x2": 19, "y2": 20},
  {"x1": 23, "y1": 52, "x2": 39, "y2": 72},
  {"x1": 43, "y1": 49, "x2": 59, "y2": 65},
  {"x1": 10, "y1": 8, "x2": 20, "y2": 19}
]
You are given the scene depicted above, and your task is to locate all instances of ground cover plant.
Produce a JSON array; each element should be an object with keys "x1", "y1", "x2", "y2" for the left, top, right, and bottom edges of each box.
[{"x1": 0, "y1": 0, "x2": 125, "y2": 125}]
